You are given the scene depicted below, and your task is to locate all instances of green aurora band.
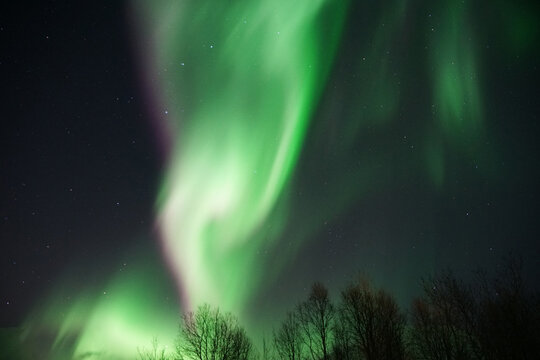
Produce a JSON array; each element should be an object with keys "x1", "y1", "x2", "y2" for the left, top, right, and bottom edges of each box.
[
  {"x1": 143, "y1": 0, "x2": 349, "y2": 315},
  {"x1": 12, "y1": 0, "x2": 539, "y2": 358}
]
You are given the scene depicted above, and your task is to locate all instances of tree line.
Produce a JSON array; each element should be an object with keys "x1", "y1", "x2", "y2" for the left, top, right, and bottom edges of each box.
[{"x1": 138, "y1": 257, "x2": 540, "y2": 360}]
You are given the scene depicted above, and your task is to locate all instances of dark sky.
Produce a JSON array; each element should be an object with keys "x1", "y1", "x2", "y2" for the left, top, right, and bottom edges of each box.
[
  {"x1": 2, "y1": 0, "x2": 540, "y2": 334},
  {"x1": 1, "y1": 1, "x2": 161, "y2": 325}
]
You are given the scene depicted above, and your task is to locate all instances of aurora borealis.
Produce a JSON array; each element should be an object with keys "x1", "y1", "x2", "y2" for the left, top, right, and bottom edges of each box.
[
  {"x1": 139, "y1": 0, "x2": 349, "y2": 315},
  {"x1": 2, "y1": 0, "x2": 540, "y2": 359}
]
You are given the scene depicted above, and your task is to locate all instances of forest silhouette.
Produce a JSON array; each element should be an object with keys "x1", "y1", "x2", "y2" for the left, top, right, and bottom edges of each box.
[{"x1": 137, "y1": 256, "x2": 540, "y2": 360}]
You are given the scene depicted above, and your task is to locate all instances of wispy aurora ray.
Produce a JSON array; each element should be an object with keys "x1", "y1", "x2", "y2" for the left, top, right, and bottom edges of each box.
[
  {"x1": 425, "y1": 0, "x2": 486, "y2": 188},
  {"x1": 134, "y1": 0, "x2": 349, "y2": 314}
]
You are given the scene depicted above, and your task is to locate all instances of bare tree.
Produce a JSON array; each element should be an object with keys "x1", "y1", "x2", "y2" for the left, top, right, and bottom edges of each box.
[
  {"x1": 409, "y1": 271, "x2": 480, "y2": 360},
  {"x1": 297, "y1": 282, "x2": 335, "y2": 360},
  {"x1": 176, "y1": 304, "x2": 252, "y2": 360},
  {"x1": 340, "y1": 278, "x2": 406, "y2": 360},
  {"x1": 273, "y1": 311, "x2": 304, "y2": 360}
]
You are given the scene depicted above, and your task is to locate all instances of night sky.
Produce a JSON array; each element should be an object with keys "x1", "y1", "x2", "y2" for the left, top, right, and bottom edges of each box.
[{"x1": 1, "y1": 0, "x2": 540, "y2": 358}]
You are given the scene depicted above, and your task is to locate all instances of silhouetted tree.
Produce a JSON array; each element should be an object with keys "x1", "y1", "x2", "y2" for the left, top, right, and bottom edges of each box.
[
  {"x1": 131, "y1": 257, "x2": 539, "y2": 360},
  {"x1": 297, "y1": 282, "x2": 335, "y2": 360},
  {"x1": 410, "y1": 258, "x2": 540, "y2": 360},
  {"x1": 273, "y1": 311, "x2": 304, "y2": 360},
  {"x1": 340, "y1": 278, "x2": 406, "y2": 360},
  {"x1": 409, "y1": 271, "x2": 480, "y2": 360},
  {"x1": 176, "y1": 304, "x2": 252, "y2": 360}
]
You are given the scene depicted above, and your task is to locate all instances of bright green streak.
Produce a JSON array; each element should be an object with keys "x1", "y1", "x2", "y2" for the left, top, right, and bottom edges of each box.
[{"x1": 137, "y1": 0, "x2": 349, "y2": 316}]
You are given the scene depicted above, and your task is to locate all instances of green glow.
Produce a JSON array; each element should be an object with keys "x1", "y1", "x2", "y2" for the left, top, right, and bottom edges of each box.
[
  {"x1": 20, "y1": 255, "x2": 178, "y2": 359},
  {"x1": 431, "y1": 1, "x2": 482, "y2": 138},
  {"x1": 425, "y1": 0, "x2": 485, "y2": 187},
  {"x1": 136, "y1": 0, "x2": 349, "y2": 315}
]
